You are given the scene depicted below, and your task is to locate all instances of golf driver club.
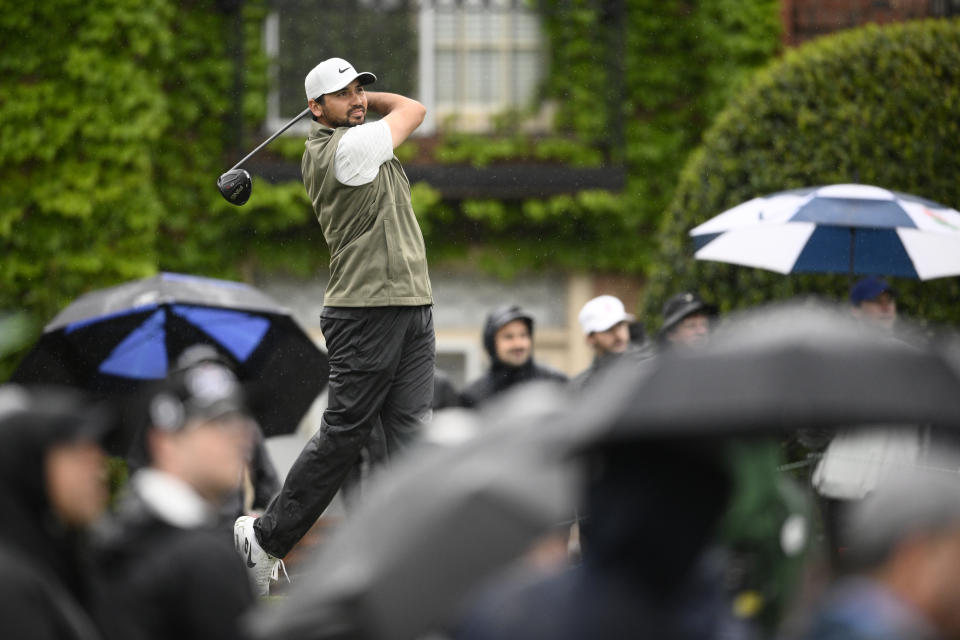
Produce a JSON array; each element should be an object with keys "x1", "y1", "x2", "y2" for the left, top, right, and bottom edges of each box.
[{"x1": 217, "y1": 107, "x2": 312, "y2": 206}]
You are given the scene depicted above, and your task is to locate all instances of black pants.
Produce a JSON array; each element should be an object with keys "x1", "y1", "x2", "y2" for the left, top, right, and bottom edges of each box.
[{"x1": 255, "y1": 305, "x2": 435, "y2": 557}]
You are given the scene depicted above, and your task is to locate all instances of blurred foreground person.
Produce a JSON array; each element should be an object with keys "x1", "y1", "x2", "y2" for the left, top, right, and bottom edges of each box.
[
  {"x1": 171, "y1": 345, "x2": 280, "y2": 527},
  {"x1": 460, "y1": 305, "x2": 567, "y2": 408},
  {"x1": 658, "y1": 291, "x2": 717, "y2": 349},
  {"x1": 455, "y1": 440, "x2": 751, "y2": 640},
  {"x1": 804, "y1": 279, "x2": 907, "y2": 569},
  {"x1": 93, "y1": 360, "x2": 256, "y2": 640},
  {"x1": 798, "y1": 467, "x2": 960, "y2": 640},
  {"x1": 0, "y1": 385, "x2": 113, "y2": 640}
]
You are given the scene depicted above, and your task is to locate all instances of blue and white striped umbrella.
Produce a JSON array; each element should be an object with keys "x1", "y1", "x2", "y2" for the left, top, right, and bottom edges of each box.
[{"x1": 690, "y1": 184, "x2": 960, "y2": 280}]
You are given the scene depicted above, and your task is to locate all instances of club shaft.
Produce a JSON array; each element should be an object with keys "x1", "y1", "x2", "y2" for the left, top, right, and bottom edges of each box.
[{"x1": 229, "y1": 107, "x2": 312, "y2": 171}]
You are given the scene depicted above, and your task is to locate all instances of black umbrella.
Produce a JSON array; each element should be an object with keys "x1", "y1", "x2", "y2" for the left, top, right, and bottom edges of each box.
[
  {"x1": 246, "y1": 384, "x2": 577, "y2": 640},
  {"x1": 570, "y1": 299, "x2": 960, "y2": 447},
  {"x1": 11, "y1": 272, "x2": 327, "y2": 437}
]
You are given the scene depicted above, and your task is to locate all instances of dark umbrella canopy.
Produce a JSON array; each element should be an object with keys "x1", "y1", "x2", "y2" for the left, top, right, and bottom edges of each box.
[
  {"x1": 246, "y1": 384, "x2": 577, "y2": 640},
  {"x1": 570, "y1": 300, "x2": 960, "y2": 447},
  {"x1": 12, "y1": 272, "x2": 327, "y2": 437}
]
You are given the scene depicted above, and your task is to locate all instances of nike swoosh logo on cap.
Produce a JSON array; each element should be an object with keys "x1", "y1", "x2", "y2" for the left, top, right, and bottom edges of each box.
[{"x1": 338, "y1": 67, "x2": 349, "y2": 73}]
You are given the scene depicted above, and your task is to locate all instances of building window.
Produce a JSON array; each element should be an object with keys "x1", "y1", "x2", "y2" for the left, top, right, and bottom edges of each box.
[
  {"x1": 264, "y1": 0, "x2": 545, "y2": 135},
  {"x1": 930, "y1": 0, "x2": 960, "y2": 15},
  {"x1": 264, "y1": 0, "x2": 417, "y2": 133},
  {"x1": 422, "y1": 0, "x2": 545, "y2": 132}
]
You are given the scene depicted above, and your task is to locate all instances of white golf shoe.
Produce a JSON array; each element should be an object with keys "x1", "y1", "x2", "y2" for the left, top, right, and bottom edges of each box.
[{"x1": 234, "y1": 515, "x2": 284, "y2": 596}]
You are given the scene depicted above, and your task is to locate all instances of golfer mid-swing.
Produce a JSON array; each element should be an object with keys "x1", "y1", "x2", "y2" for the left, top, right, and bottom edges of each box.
[{"x1": 234, "y1": 57, "x2": 434, "y2": 594}]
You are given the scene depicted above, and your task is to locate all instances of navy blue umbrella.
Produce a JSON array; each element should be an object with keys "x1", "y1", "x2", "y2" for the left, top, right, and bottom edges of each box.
[
  {"x1": 12, "y1": 272, "x2": 327, "y2": 437},
  {"x1": 690, "y1": 184, "x2": 960, "y2": 280}
]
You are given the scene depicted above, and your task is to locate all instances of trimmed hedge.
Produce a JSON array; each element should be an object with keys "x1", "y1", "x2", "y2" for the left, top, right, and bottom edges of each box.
[{"x1": 642, "y1": 19, "x2": 960, "y2": 329}]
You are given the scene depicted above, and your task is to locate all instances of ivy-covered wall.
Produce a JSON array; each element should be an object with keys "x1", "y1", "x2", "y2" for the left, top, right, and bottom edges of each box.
[
  {"x1": 261, "y1": 0, "x2": 782, "y2": 279},
  {"x1": 1, "y1": 0, "x2": 781, "y2": 378},
  {"x1": 0, "y1": 0, "x2": 303, "y2": 377},
  {"x1": 2, "y1": 1, "x2": 174, "y2": 317},
  {"x1": 641, "y1": 19, "x2": 960, "y2": 329},
  {"x1": 423, "y1": 0, "x2": 782, "y2": 273}
]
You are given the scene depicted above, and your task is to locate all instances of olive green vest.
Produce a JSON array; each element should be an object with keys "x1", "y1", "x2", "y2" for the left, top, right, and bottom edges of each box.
[{"x1": 302, "y1": 123, "x2": 432, "y2": 307}]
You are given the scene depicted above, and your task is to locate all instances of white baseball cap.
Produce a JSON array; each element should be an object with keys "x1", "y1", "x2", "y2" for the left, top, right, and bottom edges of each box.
[
  {"x1": 304, "y1": 57, "x2": 376, "y2": 101},
  {"x1": 578, "y1": 295, "x2": 635, "y2": 335}
]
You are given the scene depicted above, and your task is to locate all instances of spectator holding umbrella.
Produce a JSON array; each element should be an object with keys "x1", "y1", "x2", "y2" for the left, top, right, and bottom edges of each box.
[
  {"x1": 849, "y1": 276, "x2": 898, "y2": 332},
  {"x1": 810, "y1": 279, "x2": 912, "y2": 572},
  {"x1": 0, "y1": 385, "x2": 115, "y2": 640},
  {"x1": 92, "y1": 358, "x2": 256, "y2": 639}
]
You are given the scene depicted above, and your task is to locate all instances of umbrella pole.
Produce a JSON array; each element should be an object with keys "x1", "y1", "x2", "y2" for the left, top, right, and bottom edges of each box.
[{"x1": 848, "y1": 228, "x2": 855, "y2": 287}]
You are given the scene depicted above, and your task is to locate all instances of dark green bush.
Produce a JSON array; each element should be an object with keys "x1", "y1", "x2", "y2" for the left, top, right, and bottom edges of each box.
[{"x1": 643, "y1": 19, "x2": 960, "y2": 328}]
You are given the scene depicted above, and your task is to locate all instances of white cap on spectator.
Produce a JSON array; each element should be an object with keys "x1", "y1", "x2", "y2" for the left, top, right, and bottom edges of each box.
[{"x1": 578, "y1": 295, "x2": 635, "y2": 336}]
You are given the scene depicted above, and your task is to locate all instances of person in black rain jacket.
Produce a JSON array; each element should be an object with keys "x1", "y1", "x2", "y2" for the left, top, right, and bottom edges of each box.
[
  {"x1": 0, "y1": 385, "x2": 115, "y2": 640},
  {"x1": 92, "y1": 360, "x2": 256, "y2": 640},
  {"x1": 460, "y1": 305, "x2": 567, "y2": 408}
]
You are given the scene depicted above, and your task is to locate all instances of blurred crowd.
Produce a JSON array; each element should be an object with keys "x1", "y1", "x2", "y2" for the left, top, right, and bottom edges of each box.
[{"x1": 6, "y1": 275, "x2": 960, "y2": 640}]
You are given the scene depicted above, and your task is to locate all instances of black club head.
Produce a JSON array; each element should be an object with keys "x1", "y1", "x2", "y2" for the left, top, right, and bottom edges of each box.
[{"x1": 217, "y1": 169, "x2": 252, "y2": 206}]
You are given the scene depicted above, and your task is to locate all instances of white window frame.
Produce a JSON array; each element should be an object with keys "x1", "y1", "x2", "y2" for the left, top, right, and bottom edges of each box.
[
  {"x1": 263, "y1": 0, "x2": 544, "y2": 137},
  {"x1": 422, "y1": 0, "x2": 544, "y2": 132},
  {"x1": 263, "y1": 12, "x2": 315, "y2": 136}
]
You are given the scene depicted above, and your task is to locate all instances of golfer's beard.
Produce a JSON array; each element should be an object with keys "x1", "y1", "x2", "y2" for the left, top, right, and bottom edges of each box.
[{"x1": 330, "y1": 110, "x2": 366, "y2": 128}]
